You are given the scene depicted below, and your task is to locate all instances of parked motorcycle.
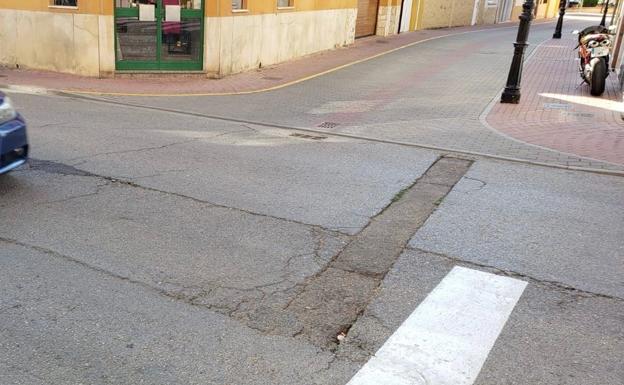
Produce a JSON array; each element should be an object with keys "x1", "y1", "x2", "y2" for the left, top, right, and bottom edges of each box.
[{"x1": 573, "y1": 25, "x2": 613, "y2": 96}]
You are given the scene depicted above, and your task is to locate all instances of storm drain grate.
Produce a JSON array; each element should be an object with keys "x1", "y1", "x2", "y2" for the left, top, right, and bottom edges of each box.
[
  {"x1": 262, "y1": 76, "x2": 283, "y2": 81},
  {"x1": 290, "y1": 133, "x2": 327, "y2": 140},
  {"x1": 317, "y1": 122, "x2": 340, "y2": 128}
]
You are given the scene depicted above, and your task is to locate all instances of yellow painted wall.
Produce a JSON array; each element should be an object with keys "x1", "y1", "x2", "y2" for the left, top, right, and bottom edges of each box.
[
  {"x1": 0, "y1": 0, "x2": 357, "y2": 17},
  {"x1": 207, "y1": 0, "x2": 356, "y2": 16},
  {"x1": 546, "y1": 0, "x2": 559, "y2": 18},
  {"x1": 511, "y1": 0, "x2": 558, "y2": 21},
  {"x1": 0, "y1": 0, "x2": 113, "y2": 14},
  {"x1": 410, "y1": 0, "x2": 424, "y2": 30},
  {"x1": 0, "y1": 0, "x2": 509, "y2": 77},
  {"x1": 416, "y1": 0, "x2": 476, "y2": 29},
  {"x1": 0, "y1": 0, "x2": 358, "y2": 76}
]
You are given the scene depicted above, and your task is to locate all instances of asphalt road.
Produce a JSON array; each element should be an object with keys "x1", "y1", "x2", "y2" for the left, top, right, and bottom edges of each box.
[{"x1": 1, "y1": 16, "x2": 623, "y2": 385}]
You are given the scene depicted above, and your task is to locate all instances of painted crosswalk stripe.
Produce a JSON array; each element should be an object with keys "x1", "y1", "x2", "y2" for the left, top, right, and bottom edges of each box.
[{"x1": 347, "y1": 266, "x2": 527, "y2": 385}]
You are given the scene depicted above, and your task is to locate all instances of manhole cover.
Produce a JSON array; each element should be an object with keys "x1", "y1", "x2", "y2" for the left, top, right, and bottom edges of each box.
[
  {"x1": 317, "y1": 122, "x2": 340, "y2": 128},
  {"x1": 290, "y1": 133, "x2": 327, "y2": 140}
]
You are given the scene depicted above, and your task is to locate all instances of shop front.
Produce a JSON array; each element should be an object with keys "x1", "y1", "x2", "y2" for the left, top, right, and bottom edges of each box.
[
  {"x1": 114, "y1": 0, "x2": 204, "y2": 71},
  {"x1": 6, "y1": 0, "x2": 514, "y2": 78}
]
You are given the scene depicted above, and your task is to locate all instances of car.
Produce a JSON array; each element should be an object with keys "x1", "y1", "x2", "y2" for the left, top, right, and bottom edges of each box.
[{"x1": 0, "y1": 92, "x2": 28, "y2": 175}]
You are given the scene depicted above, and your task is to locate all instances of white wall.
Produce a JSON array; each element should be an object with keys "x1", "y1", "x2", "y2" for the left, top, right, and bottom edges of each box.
[
  {"x1": 204, "y1": 9, "x2": 357, "y2": 76},
  {"x1": 0, "y1": 9, "x2": 114, "y2": 76}
]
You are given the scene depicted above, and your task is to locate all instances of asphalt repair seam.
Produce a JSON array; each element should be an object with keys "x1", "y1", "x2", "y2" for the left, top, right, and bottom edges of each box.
[
  {"x1": 285, "y1": 156, "x2": 473, "y2": 349},
  {"x1": 12, "y1": 156, "x2": 472, "y2": 352},
  {"x1": 24, "y1": 159, "x2": 348, "y2": 237}
]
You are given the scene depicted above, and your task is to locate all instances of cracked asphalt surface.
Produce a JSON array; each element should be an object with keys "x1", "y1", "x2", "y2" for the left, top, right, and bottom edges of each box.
[{"x1": 2, "y1": 19, "x2": 624, "y2": 385}]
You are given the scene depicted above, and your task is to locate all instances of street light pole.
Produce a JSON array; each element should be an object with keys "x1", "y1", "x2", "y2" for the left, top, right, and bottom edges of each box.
[
  {"x1": 501, "y1": 0, "x2": 535, "y2": 104},
  {"x1": 553, "y1": 0, "x2": 567, "y2": 39},
  {"x1": 600, "y1": 0, "x2": 610, "y2": 26}
]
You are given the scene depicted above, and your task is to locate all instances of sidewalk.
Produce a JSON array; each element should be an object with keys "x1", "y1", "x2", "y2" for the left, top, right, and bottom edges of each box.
[
  {"x1": 485, "y1": 36, "x2": 624, "y2": 167},
  {"x1": 0, "y1": 22, "x2": 532, "y2": 97}
]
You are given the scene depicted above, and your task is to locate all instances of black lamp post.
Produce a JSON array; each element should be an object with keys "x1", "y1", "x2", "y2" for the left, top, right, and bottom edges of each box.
[
  {"x1": 553, "y1": 0, "x2": 567, "y2": 38},
  {"x1": 600, "y1": 1, "x2": 610, "y2": 26},
  {"x1": 501, "y1": 0, "x2": 535, "y2": 104}
]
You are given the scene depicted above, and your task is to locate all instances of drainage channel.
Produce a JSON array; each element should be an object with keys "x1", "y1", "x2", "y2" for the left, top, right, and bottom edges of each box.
[{"x1": 284, "y1": 156, "x2": 473, "y2": 348}]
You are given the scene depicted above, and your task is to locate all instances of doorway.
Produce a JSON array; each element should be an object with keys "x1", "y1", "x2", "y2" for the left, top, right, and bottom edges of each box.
[
  {"x1": 471, "y1": 0, "x2": 481, "y2": 26},
  {"x1": 400, "y1": 0, "x2": 414, "y2": 32},
  {"x1": 497, "y1": 0, "x2": 514, "y2": 22},
  {"x1": 114, "y1": 0, "x2": 204, "y2": 71},
  {"x1": 356, "y1": 0, "x2": 380, "y2": 37}
]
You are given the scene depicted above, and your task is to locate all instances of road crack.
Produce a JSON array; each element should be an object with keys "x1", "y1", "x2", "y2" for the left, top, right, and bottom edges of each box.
[
  {"x1": 409, "y1": 247, "x2": 624, "y2": 302},
  {"x1": 24, "y1": 158, "x2": 350, "y2": 237}
]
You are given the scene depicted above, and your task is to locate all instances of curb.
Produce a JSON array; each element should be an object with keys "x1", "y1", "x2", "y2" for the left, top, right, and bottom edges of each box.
[
  {"x1": 1, "y1": 21, "x2": 556, "y2": 98},
  {"x1": 61, "y1": 91, "x2": 624, "y2": 177},
  {"x1": 478, "y1": 38, "x2": 624, "y2": 172}
]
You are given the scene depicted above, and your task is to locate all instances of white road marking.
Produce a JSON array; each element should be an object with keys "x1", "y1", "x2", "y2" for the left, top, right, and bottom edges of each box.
[
  {"x1": 0, "y1": 85, "x2": 51, "y2": 95},
  {"x1": 347, "y1": 266, "x2": 527, "y2": 385}
]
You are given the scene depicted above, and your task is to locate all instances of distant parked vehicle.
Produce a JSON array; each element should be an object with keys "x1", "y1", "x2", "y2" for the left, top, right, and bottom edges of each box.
[
  {"x1": 567, "y1": 0, "x2": 581, "y2": 7},
  {"x1": 574, "y1": 25, "x2": 613, "y2": 96},
  {"x1": 0, "y1": 93, "x2": 28, "y2": 175}
]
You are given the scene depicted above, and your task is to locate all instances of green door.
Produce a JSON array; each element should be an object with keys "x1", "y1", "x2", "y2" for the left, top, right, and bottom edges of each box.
[{"x1": 115, "y1": 0, "x2": 204, "y2": 71}]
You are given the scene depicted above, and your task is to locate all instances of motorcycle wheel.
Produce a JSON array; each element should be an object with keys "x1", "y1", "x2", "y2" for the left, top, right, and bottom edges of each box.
[{"x1": 590, "y1": 59, "x2": 607, "y2": 96}]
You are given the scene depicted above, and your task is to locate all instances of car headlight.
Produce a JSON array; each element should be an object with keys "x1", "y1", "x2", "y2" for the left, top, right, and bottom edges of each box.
[{"x1": 0, "y1": 96, "x2": 18, "y2": 125}]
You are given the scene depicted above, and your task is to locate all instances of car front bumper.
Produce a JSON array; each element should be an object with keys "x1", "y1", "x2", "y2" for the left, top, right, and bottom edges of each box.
[{"x1": 0, "y1": 115, "x2": 28, "y2": 175}]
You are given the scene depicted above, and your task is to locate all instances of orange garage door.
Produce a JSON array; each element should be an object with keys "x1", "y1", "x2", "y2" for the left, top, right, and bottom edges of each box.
[{"x1": 356, "y1": 0, "x2": 379, "y2": 38}]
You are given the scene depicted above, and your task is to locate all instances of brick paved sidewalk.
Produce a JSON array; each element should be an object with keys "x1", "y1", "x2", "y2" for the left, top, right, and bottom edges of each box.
[
  {"x1": 0, "y1": 22, "x2": 531, "y2": 96},
  {"x1": 486, "y1": 36, "x2": 624, "y2": 166}
]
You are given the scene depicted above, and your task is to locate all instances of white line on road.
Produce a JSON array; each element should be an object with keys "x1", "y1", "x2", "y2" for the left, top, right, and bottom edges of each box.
[{"x1": 347, "y1": 266, "x2": 528, "y2": 385}]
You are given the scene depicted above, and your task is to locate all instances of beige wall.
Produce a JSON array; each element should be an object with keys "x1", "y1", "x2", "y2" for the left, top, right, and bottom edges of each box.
[
  {"x1": 0, "y1": 6, "x2": 355, "y2": 78},
  {"x1": 418, "y1": 0, "x2": 477, "y2": 29},
  {"x1": 511, "y1": 0, "x2": 557, "y2": 21},
  {"x1": 0, "y1": 9, "x2": 114, "y2": 76},
  {"x1": 376, "y1": 5, "x2": 402, "y2": 36},
  {"x1": 477, "y1": 2, "x2": 499, "y2": 25},
  {"x1": 0, "y1": 0, "x2": 507, "y2": 77},
  {"x1": 204, "y1": 8, "x2": 357, "y2": 76}
]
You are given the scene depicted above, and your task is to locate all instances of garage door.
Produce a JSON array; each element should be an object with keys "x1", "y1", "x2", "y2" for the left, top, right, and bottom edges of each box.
[{"x1": 356, "y1": 0, "x2": 379, "y2": 38}]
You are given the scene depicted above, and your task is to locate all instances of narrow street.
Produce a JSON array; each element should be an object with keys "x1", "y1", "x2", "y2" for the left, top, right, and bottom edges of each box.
[{"x1": 1, "y1": 13, "x2": 623, "y2": 385}]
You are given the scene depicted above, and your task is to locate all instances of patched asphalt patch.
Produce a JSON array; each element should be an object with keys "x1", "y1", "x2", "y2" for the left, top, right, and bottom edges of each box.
[
  {"x1": 27, "y1": 159, "x2": 95, "y2": 177},
  {"x1": 285, "y1": 156, "x2": 473, "y2": 348}
]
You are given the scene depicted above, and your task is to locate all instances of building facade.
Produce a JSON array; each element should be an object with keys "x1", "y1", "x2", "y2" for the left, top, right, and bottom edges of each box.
[
  {"x1": 0, "y1": 0, "x2": 547, "y2": 78},
  {"x1": 610, "y1": 0, "x2": 624, "y2": 85}
]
